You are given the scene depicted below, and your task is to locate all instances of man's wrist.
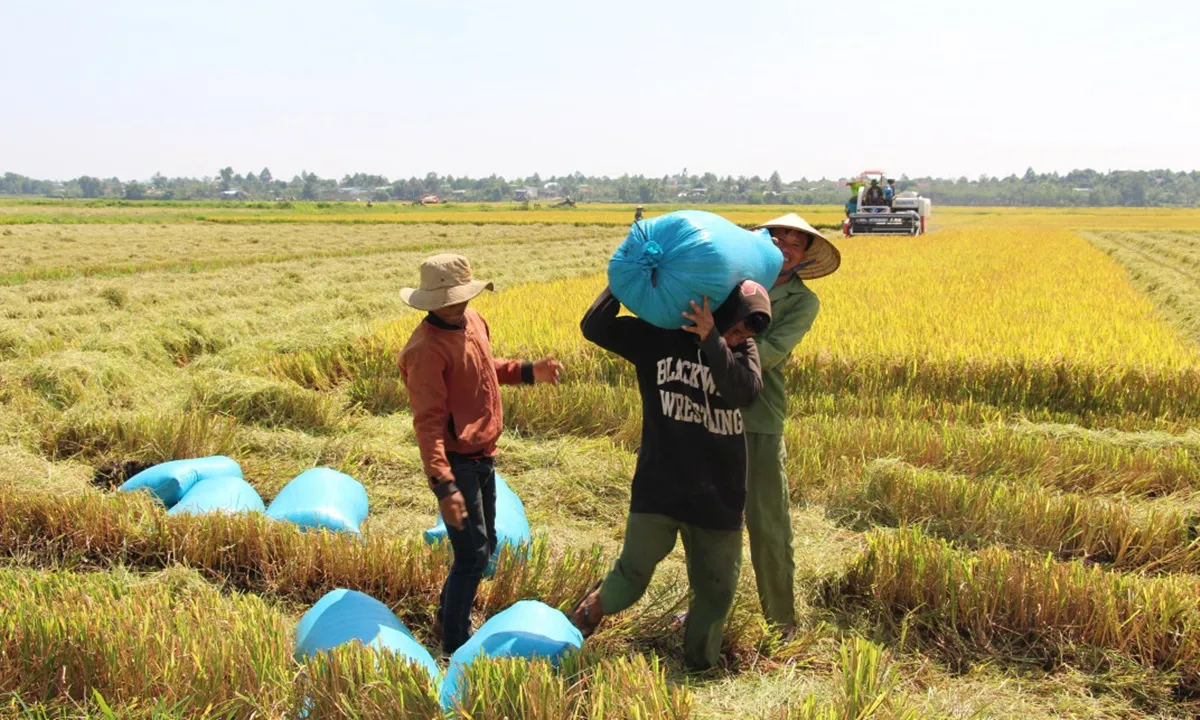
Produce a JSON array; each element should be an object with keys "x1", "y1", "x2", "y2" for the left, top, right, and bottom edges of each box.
[
  {"x1": 431, "y1": 479, "x2": 459, "y2": 500},
  {"x1": 520, "y1": 361, "x2": 535, "y2": 384}
]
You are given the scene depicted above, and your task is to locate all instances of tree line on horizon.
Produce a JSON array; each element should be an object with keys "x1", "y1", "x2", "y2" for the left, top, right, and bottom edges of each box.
[{"x1": 2, "y1": 167, "x2": 1198, "y2": 207}]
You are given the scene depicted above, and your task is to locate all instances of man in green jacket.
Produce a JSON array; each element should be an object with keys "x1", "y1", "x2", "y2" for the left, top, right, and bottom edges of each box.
[{"x1": 743, "y1": 213, "x2": 841, "y2": 632}]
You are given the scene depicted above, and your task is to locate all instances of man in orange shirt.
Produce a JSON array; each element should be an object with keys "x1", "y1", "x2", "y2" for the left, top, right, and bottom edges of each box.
[{"x1": 398, "y1": 253, "x2": 563, "y2": 654}]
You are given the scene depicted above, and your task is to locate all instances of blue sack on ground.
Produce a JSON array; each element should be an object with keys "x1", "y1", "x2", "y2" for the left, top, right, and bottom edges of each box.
[
  {"x1": 117, "y1": 456, "x2": 243, "y2": 508},
  {"x1": 424, "y1": 473, "x2": 531, "y2": 576},
  {"x1": 608, "y1": 210, "x2": 783, "y2": 329},
  {"x1": 439, "y1": 600, "x2": 583, "y2": 710},
  {"x1": 266, "y1": 467, "x2": 369, "y2": 534},
  {"x1": 295, "y1": 588, "x2": 440, "y2": 684},
  {"x1": 167, "y1": 475, "x2": 265, "y2": 517}
]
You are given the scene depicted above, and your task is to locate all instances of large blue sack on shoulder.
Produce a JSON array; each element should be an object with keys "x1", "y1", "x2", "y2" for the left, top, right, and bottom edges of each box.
[
  {"x1": 439, "y1": 600, "x2": 583, "y2": 710},
  {"x1": 608, "y1": 210, "x2": 783, "y2": 329},
  {"x1": 423, "y1": 473, "x2": 530, "y2": 576},
  {"x1": 118, "y1": 456, "x2": 243, "y2": 508},
  {"x1": 266, "y1": 468, "x2": 369, "y2": 534},
  {"x1": 295, "y1": 588, "x2": 439, "y2": 684},
  {"x1": 167, "y1": 475, "x2": 265, "y2": 517}
]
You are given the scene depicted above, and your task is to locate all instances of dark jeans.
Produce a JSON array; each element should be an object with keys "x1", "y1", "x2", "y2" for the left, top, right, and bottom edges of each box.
[{"x1": 437, "y1": 454, "x2": 497, "y2": 653}]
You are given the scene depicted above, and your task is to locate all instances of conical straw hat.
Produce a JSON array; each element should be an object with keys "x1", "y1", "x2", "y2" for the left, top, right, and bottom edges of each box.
[{"x1": 754, "y1": 214, "x2": 841, "y2": 280}]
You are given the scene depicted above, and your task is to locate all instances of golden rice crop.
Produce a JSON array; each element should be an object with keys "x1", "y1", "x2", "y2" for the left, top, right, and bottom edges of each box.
[
  {"x1": 0, "y1": 199, "x2": 847, "y2": 230},
  {"x1": 454, "y1": 651, "x2": 693, "y2": 720},
  {"x1": 835, "y1": 527, "x2": 1200, "y2": 687},
  {"x1": 0, "y1": 567, "x2": 693, "y2": 720},
  {"x1": 480, "y1": 227, "x2": 1197, "y2": 384},
  {"x1": 278, "y1": 227, "x2": 1200, "y2": 428},
  {"x1": 0, "y1": 229, "x2": 610, "y2": 365},
  {"x1": 0, "y1": 488, "x2": 605, "y2": 618},
  {"x1": 199, "y1": 207, "x2": 845, "y2": 229},
  {"x1": 833, "y1": 460, "x2": 1200, "y2": 573},
  {"x1": 1086, "y1": 230, "x2": 1200, "y2": 345},
  {"x1": 934, "y1": 206, "x2": 1200, "y2": 231},
  {"x1": 807, "y1": 228, "x2": 1197, "y2": 370},
  {"x1": 401, "y1": 226, "x2": 1200, "y2": 370},
  {"x1": 0, "y1": 486, "x2": 809, "y2": 672},
  {"x1": 783, "y1": 416, "x2": 1200, "y2": 497},
  {"x1": 0, "y1": 567, "x2": 294, "y2": 712},
  {"x1": 2, "y1": 204, "x2": 1198, "y2": 717},
  {"x1": 0, "y1": 223, "x2": 617, "y2": 285},
  {"x1": 8, "y1": 199, "x2": 1200, "y2": 232},
  {"x1": 774, "y1": 637, "x2": 929, "y2": 720}
]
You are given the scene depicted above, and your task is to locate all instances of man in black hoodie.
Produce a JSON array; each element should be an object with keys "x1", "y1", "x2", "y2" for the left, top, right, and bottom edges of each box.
[{"x1": 569, "y1": 280, "x2": 772, "y2": 671}]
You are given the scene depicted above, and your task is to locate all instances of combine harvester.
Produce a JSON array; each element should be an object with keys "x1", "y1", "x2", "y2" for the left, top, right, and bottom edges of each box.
[{"x1": 843, "y1": 170, "x2": 932, "y2": 237}]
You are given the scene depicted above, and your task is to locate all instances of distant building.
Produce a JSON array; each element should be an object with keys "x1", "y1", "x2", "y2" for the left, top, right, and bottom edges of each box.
[{"x1": 514, "y1": 187, "x2": 539, "y2": 201}]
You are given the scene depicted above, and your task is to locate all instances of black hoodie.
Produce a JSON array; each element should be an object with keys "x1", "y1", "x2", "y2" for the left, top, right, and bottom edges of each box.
[{"x1": 580, "y1": 284, "x2": 770, "y2": 531}]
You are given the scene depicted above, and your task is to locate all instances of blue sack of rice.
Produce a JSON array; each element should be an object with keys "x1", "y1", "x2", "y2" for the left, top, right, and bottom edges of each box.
[
  {"x1": 118, "y1": 456, "x2": 243, "y2": 508},
  {"x1": 266, "y1": 468, "x2": 369, "y2": 534},
  {"x1": 439, "y1": 600, "x2": 582, "y2": 710},
  {"x1": 608, "y1": 210, "x2": 783, "y2": 329},
  {"x1": 167, "y1": 475, "x2": 265, "y2": 517},
  {"x1": 295, "y1": 588, "x2": 439, "y2": 684},
  {"x1": 423, "y1": 473, "x2": 531, "y2": 576}
]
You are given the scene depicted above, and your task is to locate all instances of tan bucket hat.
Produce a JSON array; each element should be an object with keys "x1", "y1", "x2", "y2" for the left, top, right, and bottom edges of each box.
[
  {"x1": 400, "y1": 253, "x2": 494, "y2": 311},
  {"x1": 755, "y1": 213, "x2": 842, "y2": 280}
]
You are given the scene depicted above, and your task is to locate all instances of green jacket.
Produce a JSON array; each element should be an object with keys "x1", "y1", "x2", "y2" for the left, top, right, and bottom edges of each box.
[{"x1": 742, "y1": 276, "x2": 819, "y2": 435}]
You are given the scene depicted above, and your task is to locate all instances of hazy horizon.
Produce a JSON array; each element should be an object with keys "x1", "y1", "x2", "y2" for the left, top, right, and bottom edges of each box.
[{"x1": 4, "y1": 0, "x2": 1198, "y2": 183}]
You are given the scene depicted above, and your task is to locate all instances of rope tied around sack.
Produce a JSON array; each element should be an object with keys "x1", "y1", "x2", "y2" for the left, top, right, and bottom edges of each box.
[{"x1": 633, "y1": 220, "x2": 662, "y2": 287}]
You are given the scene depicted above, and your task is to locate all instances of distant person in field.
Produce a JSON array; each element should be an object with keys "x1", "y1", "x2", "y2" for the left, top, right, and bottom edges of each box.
[
  {"x1": 398, "y1": 254, "x2": 563, "y2": 655},
  {"x1": 884, "y1": 179, "x2": 896, "y2": 205},
  {"x1": 741, "y1": 213, "x2": 841, "y2": 634},
  {"x1": 864, "y1": 180, "x2": 885, "y2": 206},
  {"x1": 635, "y1": 205, "x2": 644, "y2": 222},
  {"x1": 568, "y1": 280, "x2": 771, "y2": 671}
]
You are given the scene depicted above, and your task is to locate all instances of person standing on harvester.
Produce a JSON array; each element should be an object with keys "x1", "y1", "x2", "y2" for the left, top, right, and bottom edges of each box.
[
  {"x1": 568, "y1": 280, "x2": 771, "y2": 671},
  {"x1": 743, "y1": 213, "x2": 841, "y2": 633},
  {"x1": 398, "y1": 254, "x2": 563, "y2": 655}
]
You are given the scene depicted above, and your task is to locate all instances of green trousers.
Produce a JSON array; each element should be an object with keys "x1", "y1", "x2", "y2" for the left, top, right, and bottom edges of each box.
[
  {"x1": 745, "y1": 432, "x2": 795, "y2": 628},
  {"x1": 597, "y1": 512, "x2": 743, "y2": 670}
]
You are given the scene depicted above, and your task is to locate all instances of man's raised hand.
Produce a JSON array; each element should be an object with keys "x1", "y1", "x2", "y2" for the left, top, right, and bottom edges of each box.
[
  {"x1": 682, "y1": 298, "x2": 715, "y2": 340},
  {"x1": 533, "y1": 357, "x2": 563, "y2": 384}
]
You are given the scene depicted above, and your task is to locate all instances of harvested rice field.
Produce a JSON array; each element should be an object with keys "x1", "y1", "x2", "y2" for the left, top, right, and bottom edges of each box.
[{"x1": 2, "y1": 204, "x2": 1199, "y2": 718}]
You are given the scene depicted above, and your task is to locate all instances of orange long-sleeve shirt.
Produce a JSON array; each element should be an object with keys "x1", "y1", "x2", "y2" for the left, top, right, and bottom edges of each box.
[{"x1": 398, "y1": 309, "x2": 531, "y2": 482}]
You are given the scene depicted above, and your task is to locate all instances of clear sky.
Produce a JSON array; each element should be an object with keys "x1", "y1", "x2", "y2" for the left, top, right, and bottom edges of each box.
[{"x1": 2, "y1": 0, "x2": 1197, "y2": 182}]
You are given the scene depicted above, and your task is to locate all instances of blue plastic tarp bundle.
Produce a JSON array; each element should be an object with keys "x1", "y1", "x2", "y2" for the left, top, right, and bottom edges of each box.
[
  {"x1": 266, "y1": 468, "x2": 369, "y2": 534},
  {"x1": 439, "y1": 600, "x2": 583, "y2": 710},
  {"x1": 424, "y1": 473, "x2": 531, "y2": 576},
  {"x1": 167, "y1": 475, "x2": 265, "y2": 516},
  {"x1": 608, "y1": 210, "x2": 783, "y2": 329},
  {"x1": 295, "y1": 588, "x2": 440, "y2": 684},
  {"x1": 117, "y1": 456, "x2": 243, "y2": 508}
]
